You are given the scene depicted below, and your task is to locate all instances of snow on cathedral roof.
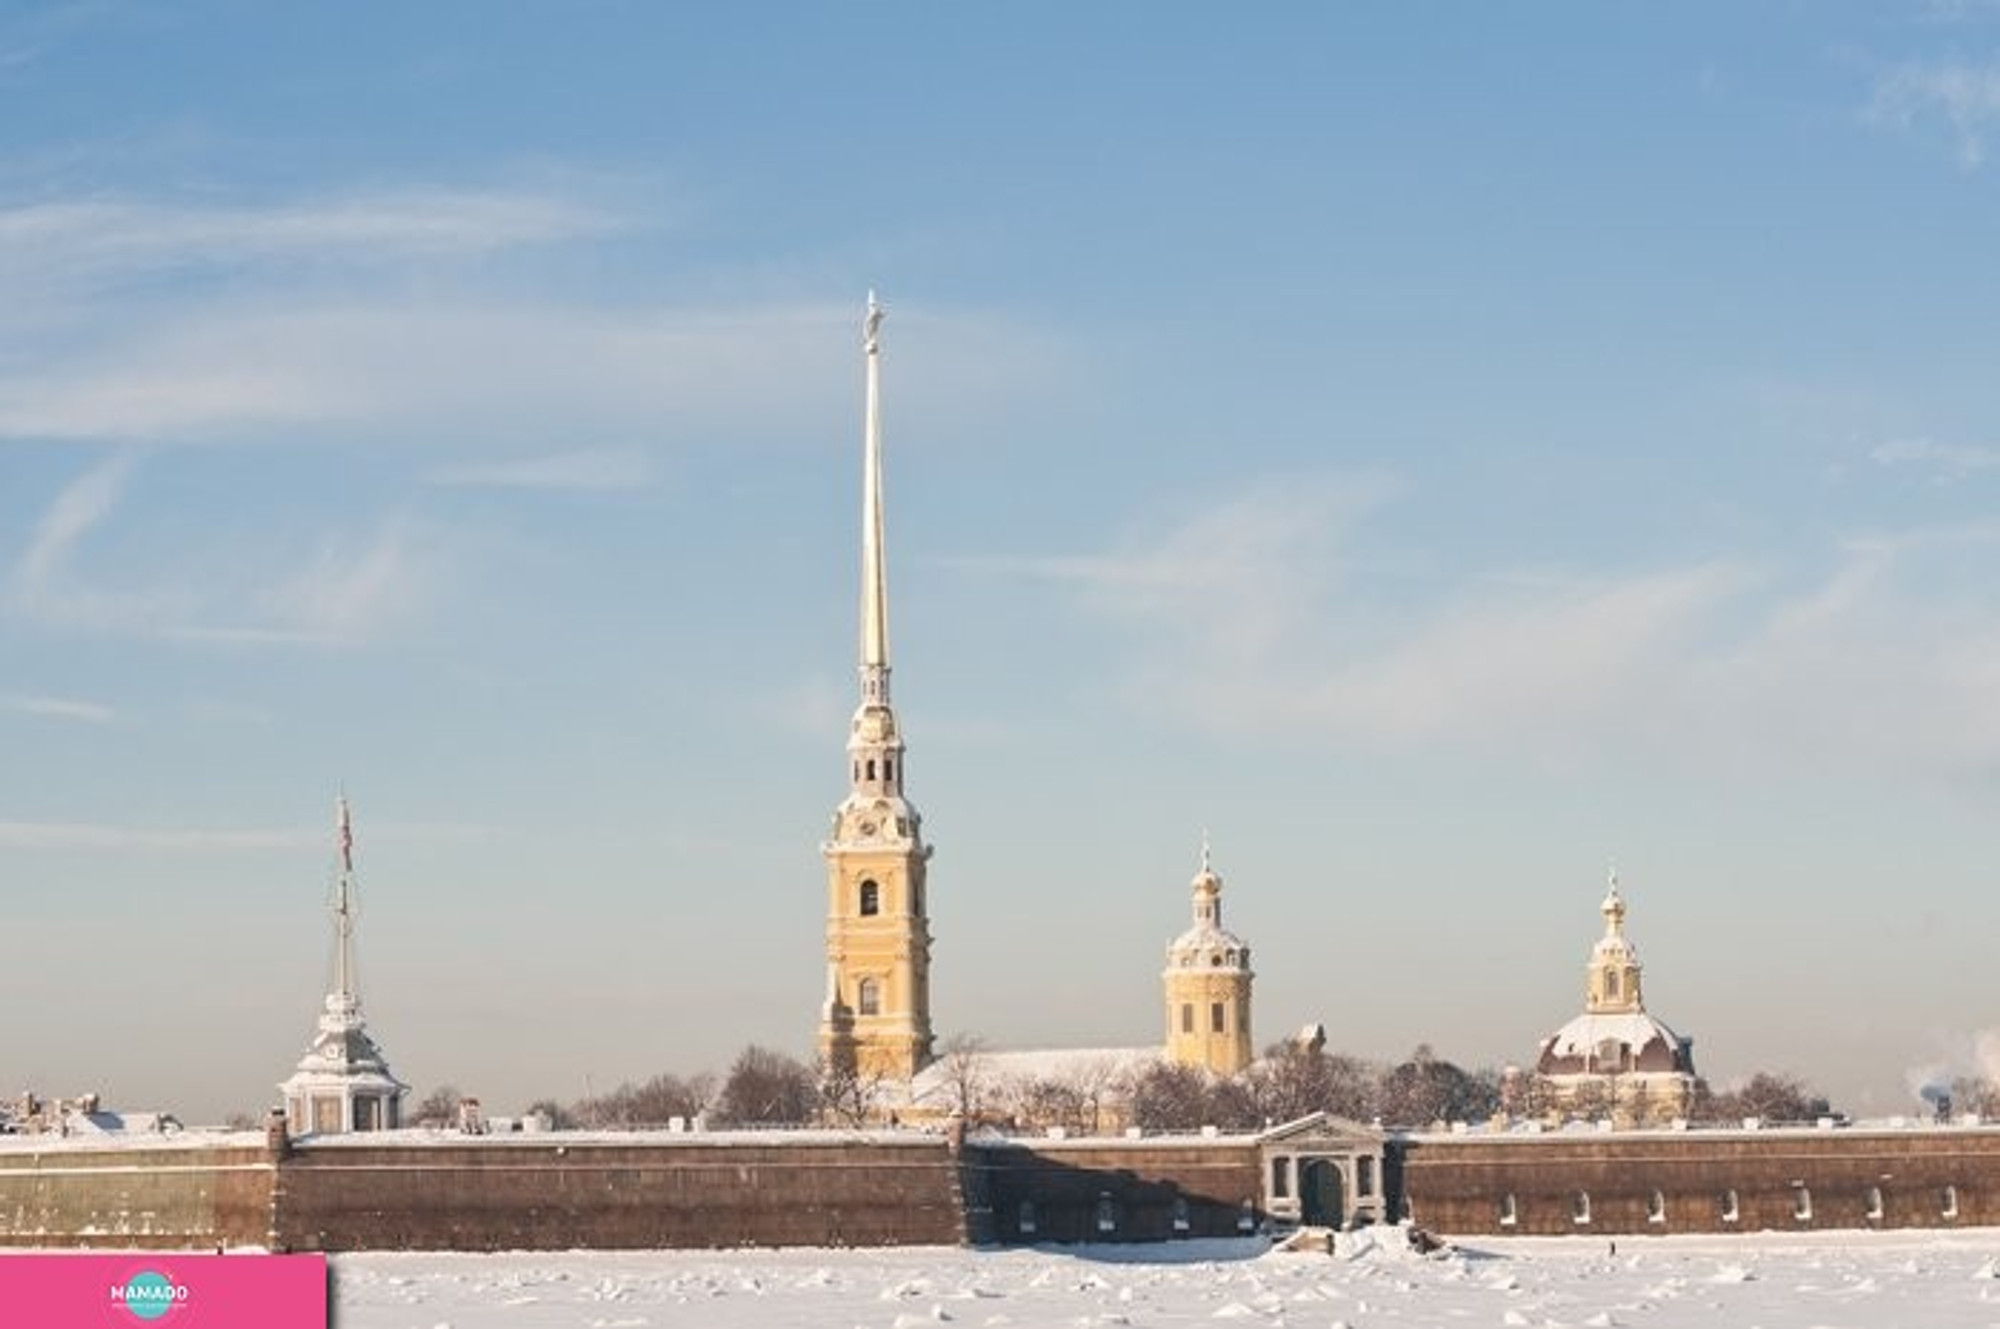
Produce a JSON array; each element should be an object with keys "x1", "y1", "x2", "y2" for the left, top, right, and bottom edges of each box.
[
  {"x1": 906, "y1": 1046, "x2": 1164, "y2": 1109},
  {"x1": 1537, "y1": 1009, "x2": 1693, "y2": 1076}
]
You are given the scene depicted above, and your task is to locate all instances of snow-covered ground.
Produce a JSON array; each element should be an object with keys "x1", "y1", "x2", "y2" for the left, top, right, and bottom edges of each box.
[{"x1": 331, "y1": 1227, "x2": 2000, "y2": 1328}]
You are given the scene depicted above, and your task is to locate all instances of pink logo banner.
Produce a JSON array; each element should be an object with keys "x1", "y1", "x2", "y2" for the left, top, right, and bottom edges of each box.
[{"x1": 0, "y1": 1253, "x2": 326, "y2": 1328}]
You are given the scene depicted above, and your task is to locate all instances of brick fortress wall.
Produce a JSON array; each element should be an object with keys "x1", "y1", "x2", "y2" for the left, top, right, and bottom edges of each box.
[
  {"x1": 10, "y1": 1125, "x2": 2000, "y2": 1251},
  {"x1": 1399, "y1": 1125, "x2": 2000, "y2": 1236}
]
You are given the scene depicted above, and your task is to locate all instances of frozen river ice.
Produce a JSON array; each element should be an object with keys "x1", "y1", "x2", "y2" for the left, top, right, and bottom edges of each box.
[{"x1": 329, "y1": 1226, "x2": 2000, "y2": 1328}]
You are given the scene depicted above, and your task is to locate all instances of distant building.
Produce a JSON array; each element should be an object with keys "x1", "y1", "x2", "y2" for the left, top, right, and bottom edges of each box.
[
  {"x1": 1162, "y1": 840, "x2": 1256, "y2": 1076},
  {"x1": 4, "y1": 1091, "x2": 180, "y2": 1138},
  {"x1": 280, "y1": 796, "x2": 408, "y2": 1135},
  {"x1": 818, "y1": 294, "x2": 936, "y2": 1084},
  {"x1": 1530, "y1": 870, "x2": 1696, "y2": 1126}
]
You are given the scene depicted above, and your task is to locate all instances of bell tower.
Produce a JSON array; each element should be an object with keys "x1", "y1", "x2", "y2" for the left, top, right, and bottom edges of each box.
[
  {"x1": 1162, "y1": 837, "x2": 1254, "y2": 1075},
  {"x1": 818, "y1": 293, "x2": 935, "y2": 1082}
]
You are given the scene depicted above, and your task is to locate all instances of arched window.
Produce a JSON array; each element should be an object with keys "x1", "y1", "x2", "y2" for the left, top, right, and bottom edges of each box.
[
  {"x1": 1017, "y1": 1200, "x2": 1037, "y2": 1235},
  {"x1": 1720, "y1": 1189, "x2": 1740, "y2": 1223},
  {"x1": 1943, "y1": 1185, "x2": 1960, "y2": 1219},
  {"x1": 1499, "y1": 1192, "x2": 1518, "y2": 1227},
  {"x1": 1793, "y1": 1186, "x2": 1813, "y2": 1221},
  {"x1": 1172, "y1": 1196, "x2": 1191, "y2": 1233},
  {"x1": 1180, "y1": 1003, "x2": 1193, "y2": 1034},
  {"x1": 1095, "y1": 1195, "x2": 1117, "y2": 1233},
  {"x1": 1647, "y1": 1189, "x2": 1666, "y2": 1223},
  {"x1": 1211, "y1": 1002, "x2": 1226, "y2": 1033},
  {"x1": 884, "y1": 757, "x2": 895, "y2": 783},
  {"x1": 858, "y1": 978, "x2": 880, "y2": 1016},
  {"x1": 859, "y1": 879, "x2": 880, "y2": 916},
  {"x1": 1864, "y1": 1186, "x2": 1884, "y2": 1220},
  {"x1": 1572, "y1": 1191, "x2": 1591, "y2": 1224},
  {"x1": 865, "y1": 759, "x2": 877, "y2": 781}
]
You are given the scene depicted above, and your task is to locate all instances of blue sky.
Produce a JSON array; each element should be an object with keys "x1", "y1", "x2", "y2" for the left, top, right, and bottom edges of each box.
[{"x1": 3, "y1": 3, "x2": 1999, "y2": 1123}]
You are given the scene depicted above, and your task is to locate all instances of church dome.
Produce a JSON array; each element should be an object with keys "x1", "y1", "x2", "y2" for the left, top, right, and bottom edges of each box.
[
  {"x1": 1536, "y1": 1008, "x2": 1693, "y2": 1076},
  {"x1": 1533, "y1": 868, "x2": 1697, "y2": 1083}
]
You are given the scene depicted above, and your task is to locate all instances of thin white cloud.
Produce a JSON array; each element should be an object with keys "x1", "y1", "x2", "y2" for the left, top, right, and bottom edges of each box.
[
  {"x1": 0, "y1": 693, "x2": 113, "y2": 723},
  {"x1": 428, "y1": 446, "x2": 656, "y2": 492},
  {"x1": 963, "y1": 475, "x2": 1395, "y2": 661},
  {"x1": 1869, "y1": 58, "x2": 2000, "y2": 167},
  {"x1": 0, "y1": 188, "x2": 620, "y2": 285},
  {"x1": 1870, "y1": 436, "x2": 2000, "y2": 477},
  {"x1": 180, "y1": 522, "x2": 449, "y2": 648},
  {"x1": 16, "y1": 450, "x2": 134, "y2": 592},
  {"x1": 0, "y1": 817, "x2": 496, "y2": 853},
  {"x1": 1293, "y1": 563, "x2": 1748, "y2": 751},
  {"x1": 0, "y1": 820, "x2": 317, "y2": 853},
  {"x1": 0, "y1": 299, "x2": 1040, "y2": 447},
  {"x1": 9, "y1": 457, "x2": 450, "y2": 646},
  {"x1": 992, "y1": 478, "x2": 2000, "y2": 785}
]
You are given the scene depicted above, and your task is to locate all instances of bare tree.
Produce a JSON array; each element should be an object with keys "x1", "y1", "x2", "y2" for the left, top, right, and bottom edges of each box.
[
  {"x1": 575, "y1": 1072, "x2": 717, "y2": 1127},
  {"x1": 633, "y1": 1072, "x2": 716, "y2": 1123},
  {"x1": 1949, "y1": 1076, "x2": 2000, "y2": 1120},
  {"x1": 1068, "y1": 1056, "x2": 1128, "y2": 1135},
  {"x1": 1130, "y1": 1062, "x2": 1211, "y2": 1131},
  {"x1": 1013, "y1": 1077, "x2": 1088, "y2": 1133},
  {"x1": 817, "y1": 1057, "x2": 888, "y2": 1128},
  {"x1": 930, "y1": 1034, "x2": 992, "y2": 1121},
  {"x1": 1501, "y1": 1068, "x2": 1560, "y2": 1122},
  {"x1": 1375, "y1": 1047, "x2": 1499, "y2": 1128},
  {"x1": 415, "y1": 1084, "x2": 463, "y2": 1127},
  {"x1": 1254, "y1": 1043, "x2": 1337, "y2": 1124},
  {"x1": 714, "y1": 1046, "x2": 817, "y2": 1126},
  {"x1": 1694, "y1": 1071, "x2": 1832, "y2": 1125},
  {"x1": 1324, "y1": 1053, "x2": 1380, "y2": 1121},
  {"x1": 523, "y1": 1097, "x2": 576, "y2": 1130}
]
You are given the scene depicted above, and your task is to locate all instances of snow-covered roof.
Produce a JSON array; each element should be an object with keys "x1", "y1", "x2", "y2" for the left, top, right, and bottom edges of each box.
[
  {"x1": 62, "y1": 1110, "x2": 183, "y2": 1136},
  {"x1": 906, "y1": 1045, "x2": 1163, "y2": 1106},
  {"x1": 1536, "y1": 1009, "x2": 1692, "y2": 1075},
  {"x1": 1167, "y1": 921, "x2": 1248, "y2": 957}
]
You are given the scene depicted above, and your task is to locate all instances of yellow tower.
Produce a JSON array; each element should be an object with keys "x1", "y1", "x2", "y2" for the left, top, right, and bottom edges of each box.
[
  {"x1": 1162, "y1": 838, "x2": 1254, "y2": 1075},
  {"x1": 1586, "y1": 869, "x2": 1644, "y2": 1014},
  {"x1": 818, "y1": 293, "x2": 935, "y2": 1083}
]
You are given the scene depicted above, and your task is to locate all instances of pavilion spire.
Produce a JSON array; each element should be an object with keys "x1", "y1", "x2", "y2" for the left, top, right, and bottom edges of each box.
[{"x1": 331, "y1": 793, "x2": 359, "y2": 1008}]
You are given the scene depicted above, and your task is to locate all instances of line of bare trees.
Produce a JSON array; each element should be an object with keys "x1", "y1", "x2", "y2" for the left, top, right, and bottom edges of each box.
[
  {"x1": 410, "y1": 1035, "x2": 1848, "y2": 1136},
  {"x1": 1129, "y1": 1043, "x2": 1503, "y2": 1132},
  {"x1": 513, "y1": 1046, "x2": 870, "y2": 1131}
]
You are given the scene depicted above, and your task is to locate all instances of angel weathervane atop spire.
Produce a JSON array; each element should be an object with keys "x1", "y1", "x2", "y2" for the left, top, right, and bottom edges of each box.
[{"x1": 864, "y1": 290, "x2": 884, "y2": 355}]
